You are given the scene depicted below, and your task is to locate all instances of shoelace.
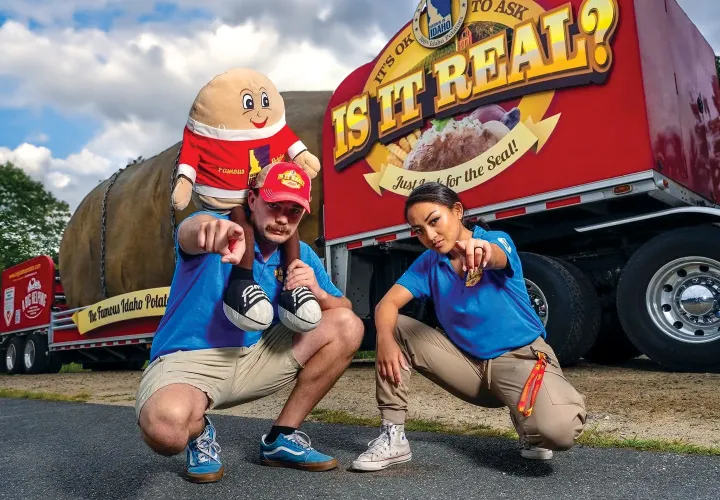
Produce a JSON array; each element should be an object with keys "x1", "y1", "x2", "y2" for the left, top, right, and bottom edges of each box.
[
  {"x1": 193, "y1": 433, "x2": 221, "y2": 463},
  {"x1": 290, "y1": 286, "x2": 314, "y2": 306},
  {"x1": 286, "y1": 431, "x2": 314, "y2": 450},
  {"x1": 242, "y1": 284, "x2": 268, "y2": 307},
  {"x1": 365, "y1": 425, "x2": 393, "y2": 454}
]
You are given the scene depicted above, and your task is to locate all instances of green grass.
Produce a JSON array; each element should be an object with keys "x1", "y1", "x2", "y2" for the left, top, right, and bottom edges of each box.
[
  {"x1": 59, "y1": 363, "x2": 89, "y2": 373},
  {"x1": 309, "y1": 409, "x2": 720, "y2": 456},
  {"x1": 353, "y1": 351, "x2": 375, "y2": 361},
  {"x1": 0, "y1": 388, "x2": 92, "y2": 402}
]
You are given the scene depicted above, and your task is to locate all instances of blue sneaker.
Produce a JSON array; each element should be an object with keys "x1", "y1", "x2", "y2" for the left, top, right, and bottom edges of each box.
[
  {"x1": 260, "y1": 431, "x2": 338, "y2": 471},
  {"x1": 186, "y1": 416, "x2": 224, "y2": 483}
]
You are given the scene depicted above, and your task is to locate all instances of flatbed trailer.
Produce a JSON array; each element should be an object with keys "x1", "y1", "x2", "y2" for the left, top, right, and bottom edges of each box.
[{"x1": 1, "y1": 256, "x2": 164, "y2": 374}]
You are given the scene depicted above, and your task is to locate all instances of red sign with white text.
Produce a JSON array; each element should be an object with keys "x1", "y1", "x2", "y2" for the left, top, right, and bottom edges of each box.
[{"x1": 1, "y1": 256, "x2": 55, "y2": 334}]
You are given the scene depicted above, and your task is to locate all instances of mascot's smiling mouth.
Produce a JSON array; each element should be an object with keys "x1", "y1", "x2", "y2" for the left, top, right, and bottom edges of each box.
[{"x1": 251, "y1": 118, "x2": 268, "y2": 128}]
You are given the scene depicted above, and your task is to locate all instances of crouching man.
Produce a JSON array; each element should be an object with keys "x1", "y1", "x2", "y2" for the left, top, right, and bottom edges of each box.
[{"x1": 135, "y1": 162, "x2": 364, "y2": 482}]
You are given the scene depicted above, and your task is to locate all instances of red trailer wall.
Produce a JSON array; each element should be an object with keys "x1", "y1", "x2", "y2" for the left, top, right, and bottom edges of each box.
[
  {"x1": 1, "y1": 256, "x2": 55, "y2": 334},
  {"x1": 635, "y1": 0, "x2": 720, "y2": 203},
  {"x1": 322, "y1": 0, "x2": 657, "y2": 242}
]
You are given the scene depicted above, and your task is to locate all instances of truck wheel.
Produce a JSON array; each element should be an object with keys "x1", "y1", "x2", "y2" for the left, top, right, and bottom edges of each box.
[
  {"x1": 5, "y1": 336, "x2": 26, "y2": 375},
  {"x1": 23, "y1": 333, "x2": 51, "y2": 374},
  {"x1": 583, "y1": 307, "x2": 640, "y2": 365},
  {"x1": 520, "y1": 252, "x2": 599, "y2": 366},
  {"x1": 616, "y1": 226, "x2": 720, "y2": 372}
]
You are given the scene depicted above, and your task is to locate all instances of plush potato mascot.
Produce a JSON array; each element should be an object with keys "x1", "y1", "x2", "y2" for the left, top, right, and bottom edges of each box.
[{"x1": 171, "y1": 68, "x2": 321, "y2": 333}]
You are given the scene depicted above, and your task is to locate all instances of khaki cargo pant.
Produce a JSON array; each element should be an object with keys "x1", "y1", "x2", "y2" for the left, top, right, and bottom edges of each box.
[
  {"x1": 378, "y1": 315, "x2": 587, "y2": 450},
  {"x1": 134, "y1": 323, "x2": 303, "y2": 421}
]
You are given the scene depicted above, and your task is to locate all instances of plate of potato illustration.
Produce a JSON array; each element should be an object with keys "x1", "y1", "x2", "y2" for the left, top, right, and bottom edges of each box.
[{"x1": 383, "y1": 103, "x2": 521, "y2": 173}]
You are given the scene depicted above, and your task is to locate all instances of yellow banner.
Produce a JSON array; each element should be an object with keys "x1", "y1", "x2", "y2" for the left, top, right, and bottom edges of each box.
[
  {"x1": 364, "y1": 114, "x2": 560, "y2": 196},
  {"x1": 71, "y1": 287, "x2": 170, "y2": 335}
]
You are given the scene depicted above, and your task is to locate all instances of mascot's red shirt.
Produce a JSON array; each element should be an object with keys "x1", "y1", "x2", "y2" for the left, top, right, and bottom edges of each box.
[{"x1": 176, "y1": 116, "x2": 307, "y2": 199}]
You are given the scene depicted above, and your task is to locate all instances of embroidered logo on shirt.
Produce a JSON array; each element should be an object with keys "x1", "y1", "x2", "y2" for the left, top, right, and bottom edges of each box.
[
  {"x1": 498, "y1": 237, "x2": 512, "y2": 253},
  {"x1": 277, "y1": 170, "x2": 304, "y2": 189},
  {"x1": 275, "y1": 267, "x2": 284, "y2": 283}
]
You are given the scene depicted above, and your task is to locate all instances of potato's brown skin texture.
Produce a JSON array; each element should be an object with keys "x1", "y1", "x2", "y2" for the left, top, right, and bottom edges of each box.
[{"x1": 59, "y1": 90, "x2": 331, "y2": 309}]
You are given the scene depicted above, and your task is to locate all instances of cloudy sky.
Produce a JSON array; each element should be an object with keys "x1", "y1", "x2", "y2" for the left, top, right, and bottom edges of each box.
[{"x1": 0, "y1": 0, "x2": 718, "y2": 212}]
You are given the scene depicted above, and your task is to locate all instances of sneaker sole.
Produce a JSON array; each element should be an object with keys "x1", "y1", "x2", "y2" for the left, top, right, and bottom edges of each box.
[
  {"x1": 186, "y1": 466, "x2": 225, "y2": 483},
  {"x1": 261, "y1": 457, "x2": 338, "y2": 472},
  {"x1": 223, "y1": 303, "x2": 272, "y2": 331},
  {"x1": 521, "y1": 450, "x2": 553, "y2": 460},
  {"x1": 351, "y1": 452, "x2": 412, "y2": 472},
  {"x1": 278, "y1": 306, "x2": 320, "y2": 334}
]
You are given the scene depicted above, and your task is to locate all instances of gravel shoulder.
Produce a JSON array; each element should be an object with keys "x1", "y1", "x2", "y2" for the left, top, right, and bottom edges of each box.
[{"x1": 2, "y1": 358, "x2": 719, "y2": 448}]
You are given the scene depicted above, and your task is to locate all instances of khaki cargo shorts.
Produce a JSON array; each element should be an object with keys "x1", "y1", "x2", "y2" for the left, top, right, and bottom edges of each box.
[{"x1": 134, "y1": 323, "x2": 303, "y2": 421}]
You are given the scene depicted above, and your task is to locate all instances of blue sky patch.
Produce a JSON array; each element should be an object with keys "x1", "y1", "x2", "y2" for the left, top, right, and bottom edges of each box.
[
  {"x1": 0, "y1": 106, "x2": 99, "y2": 158},
  {"x1": 72, "y1": 8, "x2": 125, "y2": 32},
  {"x1": 138, "y1": 3, "x2": 213, "y2": 25}
]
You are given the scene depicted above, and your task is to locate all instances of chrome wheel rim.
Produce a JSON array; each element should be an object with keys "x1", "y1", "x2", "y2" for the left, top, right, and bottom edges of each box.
[
  {"x1": 526, "y1": 279, "x2": 549, "y2": 326},
  {"x1": 6, "y1": 344, "x2": 16, "y2": 371},
  {"x1": 24, "y1": 340, "x2": 35, "y2": 370},
  {"x1": 646, "y1": 256, "x2": 720, "y2": 344}
]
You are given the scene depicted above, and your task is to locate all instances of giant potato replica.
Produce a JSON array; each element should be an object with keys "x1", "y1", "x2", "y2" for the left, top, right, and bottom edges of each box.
[{"x1": 58, "y1": 90, "x2": 332, "y2": 309}]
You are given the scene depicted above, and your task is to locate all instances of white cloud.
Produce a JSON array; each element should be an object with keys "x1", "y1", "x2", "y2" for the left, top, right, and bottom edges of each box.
[{"x1": 46, "y1": 171, "x2": 71, "y2": 189}]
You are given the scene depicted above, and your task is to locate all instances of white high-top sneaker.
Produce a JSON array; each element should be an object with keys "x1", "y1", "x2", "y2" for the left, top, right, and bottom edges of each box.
[{"x1": 351, "y1": 421, "x2": 412, "y2": 471}]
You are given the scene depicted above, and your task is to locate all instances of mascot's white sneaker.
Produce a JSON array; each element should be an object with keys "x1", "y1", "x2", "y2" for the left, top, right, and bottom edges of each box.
[
  {"x1": 278, "y1": 286, "x2": 321, "y2": 333},
  {"x1": 351, "y1": 421, "x2": 412, "y2": 472},
  {"x1": 223, "y1": 280, "x2": 274, "y2": 331}
]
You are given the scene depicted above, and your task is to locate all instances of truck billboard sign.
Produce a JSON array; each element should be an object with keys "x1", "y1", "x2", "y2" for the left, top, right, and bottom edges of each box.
[
  {"x1": 321, "y1": 0, "x2": 638, "y2": 242},
  {"x1": 0, "y1": 256, "x2": 55, "y2": 334}
]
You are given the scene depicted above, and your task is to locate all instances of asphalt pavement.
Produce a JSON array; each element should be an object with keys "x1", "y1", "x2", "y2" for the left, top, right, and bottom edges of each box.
[{"x1": 1, "y1": 398, "x2": 718, "y2": 500}]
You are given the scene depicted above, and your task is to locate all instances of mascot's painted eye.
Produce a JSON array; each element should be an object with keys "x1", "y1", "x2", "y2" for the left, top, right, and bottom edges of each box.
[
  {"x1": 261, "y1": 92, "x2": 270, "y2": 108},
  {"x1": 242, "y1": 94, "x2": 254, "y2": 110}
]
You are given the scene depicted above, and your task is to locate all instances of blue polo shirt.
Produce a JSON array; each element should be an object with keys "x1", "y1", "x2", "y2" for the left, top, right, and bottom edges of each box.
[
  {"x1": 396, "y1": 226, "x2": 545, "y2": 360},
  {"x1": 149, "y1": 211, "x2": 342, "y2": 361}
]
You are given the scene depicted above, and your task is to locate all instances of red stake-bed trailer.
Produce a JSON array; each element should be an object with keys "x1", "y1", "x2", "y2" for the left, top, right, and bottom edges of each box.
[
  {"x1": 1, "y1": 256, "x2": 161, "y2": 374},
  {"x1": 319, "y1": 0, "x2": 720, "y2": 372}
]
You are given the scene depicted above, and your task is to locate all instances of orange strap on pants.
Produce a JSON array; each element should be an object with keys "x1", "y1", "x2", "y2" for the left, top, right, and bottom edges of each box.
[{"x1": 517, "y1": 352, "x2": 548, "y2": 417}]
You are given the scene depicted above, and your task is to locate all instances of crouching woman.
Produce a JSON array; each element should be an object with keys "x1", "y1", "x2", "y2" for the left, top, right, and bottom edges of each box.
[{"x1": 351, "y1": 182, "x2": 586, "y2": 472}]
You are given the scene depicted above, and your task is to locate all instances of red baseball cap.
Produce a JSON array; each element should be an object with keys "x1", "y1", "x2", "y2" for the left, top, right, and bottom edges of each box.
[{"x1": 258, "y1": 162, "x2": 312, "y2": 213}]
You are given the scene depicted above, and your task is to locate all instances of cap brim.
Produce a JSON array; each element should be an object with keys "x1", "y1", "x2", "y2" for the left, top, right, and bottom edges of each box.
[{"x1": 260, "y1": 188, "x2": 311, "y2": 213}]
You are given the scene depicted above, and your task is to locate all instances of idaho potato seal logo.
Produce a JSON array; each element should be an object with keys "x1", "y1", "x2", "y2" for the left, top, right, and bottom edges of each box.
[
  {"x1": 465, "y1": 268, "x2": 483, "y2": 287},
  {"x1": 413, "y1": 0, "x2": 469, "y2": 49}
]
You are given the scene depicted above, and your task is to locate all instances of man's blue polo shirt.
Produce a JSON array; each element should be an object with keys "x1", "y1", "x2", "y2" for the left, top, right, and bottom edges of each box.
[
  {"x1": 396, "y1": 226, "x2": 545, "y2": 360},
  {"x1": 149, "y1": 211, "x2": 342, "y2": 361}
]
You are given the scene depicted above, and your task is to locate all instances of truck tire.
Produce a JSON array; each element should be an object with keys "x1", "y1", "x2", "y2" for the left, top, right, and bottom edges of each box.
[
  {"x1": 23, "y1": 333, "x2": 53, "y2": 374},
  {"x1": 519, "y1": 252, "x2": 599, "y2": 366},
  {"x1": 555, "y1": 258, "x2": 602, "y2": 360},
  {"x1": 5, "y1": 336, "x2": 26, "y2": 375},
  {"x1": 616, "y1": 226, "x2": 720, "y2": 372},
  {"x1": 583, "y1": 307, "x2": 641, "y2": 365}
]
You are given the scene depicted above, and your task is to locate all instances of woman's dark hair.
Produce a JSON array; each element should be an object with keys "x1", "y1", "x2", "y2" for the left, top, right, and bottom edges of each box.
[{"x1": 404, "y1": 182, "x2": 490, "y2": 230}]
